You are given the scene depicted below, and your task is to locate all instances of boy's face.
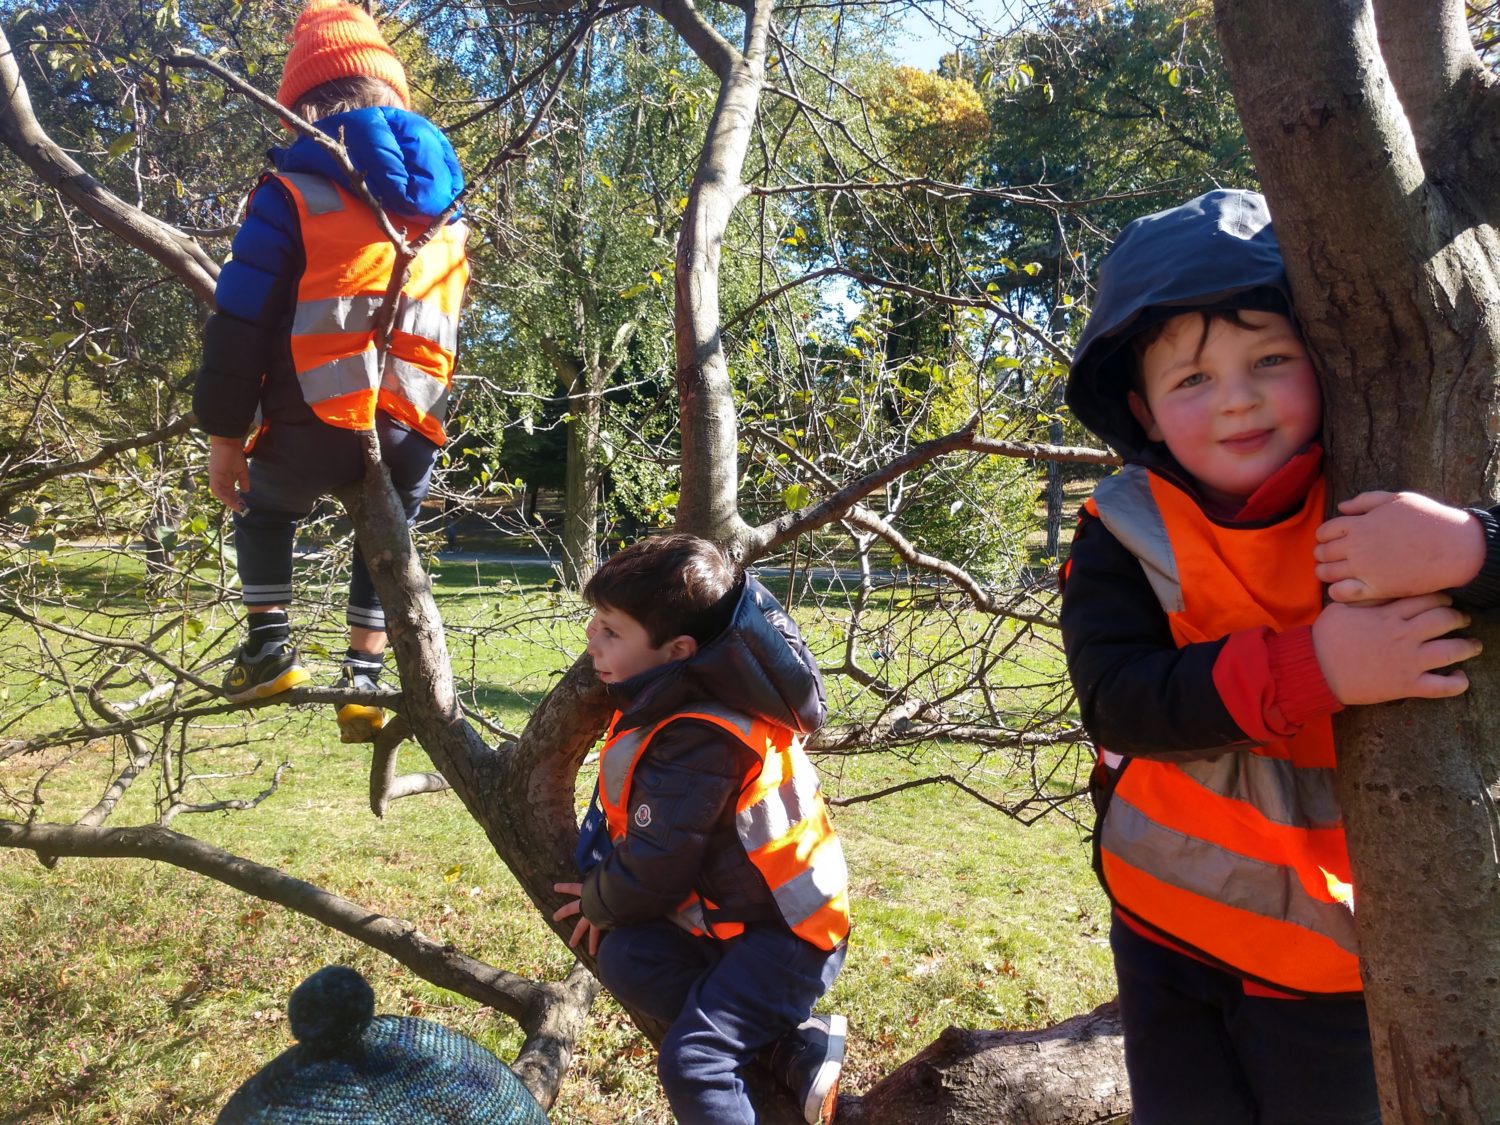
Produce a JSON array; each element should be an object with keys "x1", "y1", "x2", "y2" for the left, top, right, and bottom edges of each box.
[
  {"x1": 585, "y1": 605, "x2": 693, "y2": 684},
  {"x1": 1128, "y1": 311, "x2": 1321, "y2": 507}
]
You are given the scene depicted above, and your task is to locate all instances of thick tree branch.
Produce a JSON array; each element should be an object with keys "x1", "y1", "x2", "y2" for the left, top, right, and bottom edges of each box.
[
  {"x1": 0, "y1": 819, "x2": 597, "y2": 1107},
  {"x1": 1372, "y1": 0, "x2": 1486, "y2": 155},
  {"x1": 0, "y1": 25, "x2": 219, "y2": 301},
  {"x1": 643, "y1": 0, "x2": 739, "y2": 79}
]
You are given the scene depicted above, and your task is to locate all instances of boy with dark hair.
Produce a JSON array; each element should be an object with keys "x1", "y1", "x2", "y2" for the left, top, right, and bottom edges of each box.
[
  {"x1": 1060, "y1": 188, "x2": 1499, "y2": 1122},
  {"x1": 194, "y1": 0, "x2": 468, "y2": 742},
  {"x1": 552, "y1": 534, "x2": 850, "y2": 1125}
]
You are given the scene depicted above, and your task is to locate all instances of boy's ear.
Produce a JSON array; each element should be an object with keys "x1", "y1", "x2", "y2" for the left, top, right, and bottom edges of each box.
[
  {"x1": 1127, "y1": 389, "x2": 1164, "y2": 443},
  {"x1": 663, "y1": 635, "x2": 698, "y2": 663}
]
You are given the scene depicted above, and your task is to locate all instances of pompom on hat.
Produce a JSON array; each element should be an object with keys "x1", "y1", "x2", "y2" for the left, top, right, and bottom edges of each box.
[
  {"x1": 215, "y1": 966, "x2": 550, "y2": 1124},
  {"x1": 276, "y1": 0, "x2": 411, "y2": 112}
]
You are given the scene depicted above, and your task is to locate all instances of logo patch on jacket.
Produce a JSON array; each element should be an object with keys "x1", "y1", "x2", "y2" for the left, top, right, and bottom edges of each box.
[{"x1": 633, "y1": 803, "x2": 652, "y2": 828}]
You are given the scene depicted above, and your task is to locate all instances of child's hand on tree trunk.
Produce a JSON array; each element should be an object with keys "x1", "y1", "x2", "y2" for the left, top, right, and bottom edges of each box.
[{"x1": 1315, "y1": 490, "x2": 1484, "y2": 601}]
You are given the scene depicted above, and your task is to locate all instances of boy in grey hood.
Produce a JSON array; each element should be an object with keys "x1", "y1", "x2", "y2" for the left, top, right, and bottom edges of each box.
[
  {"x1": 1060, "y1": 189, "x2": 1500, "y2": 1123},
  {"x1": 552, "y1": 535, "x2": 849, "y2": 1125}
]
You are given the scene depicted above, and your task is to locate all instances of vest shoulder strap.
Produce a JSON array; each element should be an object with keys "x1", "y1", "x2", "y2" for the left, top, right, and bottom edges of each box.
[
  {"x1": 275, "y1": 172, "x2": 346, "y2": 216},
  {"x1": 1090, "y1": 466, "x2": 1185, "y2": 614}
]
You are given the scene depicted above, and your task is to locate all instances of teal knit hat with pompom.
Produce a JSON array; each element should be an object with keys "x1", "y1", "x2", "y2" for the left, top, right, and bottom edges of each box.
[{"x1": 216, "y1": 966, "x2": 549, "y2": 1124}]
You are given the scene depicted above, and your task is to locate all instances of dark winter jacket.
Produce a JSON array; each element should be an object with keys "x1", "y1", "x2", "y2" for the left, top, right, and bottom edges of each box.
[
  {"x1": 192, "y1": 108, "x2": 465, "y2": 440},
  {"x1": 579, "y1": 575, "x2": 828, "y2": 932}
]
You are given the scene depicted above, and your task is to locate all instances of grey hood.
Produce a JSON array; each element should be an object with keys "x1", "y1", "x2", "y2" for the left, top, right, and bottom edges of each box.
[{"x1": 1066, "y1": 189, "x2": 1291, "y2": 457}]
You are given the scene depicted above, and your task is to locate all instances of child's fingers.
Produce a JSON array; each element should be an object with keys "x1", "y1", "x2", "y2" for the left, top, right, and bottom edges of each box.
[
  {"x1": 552, "y1": 899, "x2": 580, "y2": 923},
  {"x1": 554, "y1": 881, "x2": 582, "y2": 895},
  {"x1": 1336, "y1": 490, "x2": 1396, "y2": 515},
  {"x1": 1406, "y1": 605, "x2": 1468, "y2": 638},
  {"x1": 1389, "y1": 593, "x2": 1454, "y2": 618},
  {"x1": 1324, "y1": 577, "x2": 1371, "y2": 603},
  {"x1": 568, "y1": 917, "x2": 590, "y2": 949},
  {"x1": 1419, "y1": 637, "x2": 1483, "y2": 669},
  {"x1": 1411, "y1": 669, "x2": 1471, "y2": 698},
  {"x1": 1314, "y1": 518, "x2": 1349, "y2": 545}
]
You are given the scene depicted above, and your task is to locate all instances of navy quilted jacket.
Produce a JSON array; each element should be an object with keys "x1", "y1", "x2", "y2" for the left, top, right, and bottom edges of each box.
[
  {"x1": 579, "y1": 576, "x2": 829, "y2": 932},
  {"x1": 193, "y1": 108, "x2": 464, "y2": 439}
]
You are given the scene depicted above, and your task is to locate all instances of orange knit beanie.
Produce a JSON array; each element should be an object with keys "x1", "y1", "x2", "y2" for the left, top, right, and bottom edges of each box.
[{"x1": 276, "y1": 0, "x2": 411, "y2": 112}]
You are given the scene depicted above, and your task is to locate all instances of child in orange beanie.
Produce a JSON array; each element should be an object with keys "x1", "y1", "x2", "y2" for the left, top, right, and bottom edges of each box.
[{"x1": 193, "y1": 1, "x2": 468, "y2": 740}]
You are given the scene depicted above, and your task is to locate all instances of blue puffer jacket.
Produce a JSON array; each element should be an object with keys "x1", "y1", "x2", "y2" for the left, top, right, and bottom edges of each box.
[
  {"x1": 193, "y1": 108, "x2": 465, "y2": 439},
  {"x1": 579, "y1": 575, "x2": 830, "y2": 933}
]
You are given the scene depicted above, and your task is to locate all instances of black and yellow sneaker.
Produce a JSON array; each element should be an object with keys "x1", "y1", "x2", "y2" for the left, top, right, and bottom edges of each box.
[
  {"x1": 333, "y1": 665, "x2": 387, "y2": 744},
  {"x1": 222, "y1": 643, "x2": 311, "y2": 703}
]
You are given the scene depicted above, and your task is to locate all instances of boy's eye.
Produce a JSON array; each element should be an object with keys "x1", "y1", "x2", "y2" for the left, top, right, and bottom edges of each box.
[
  {"x1": 1257, "y1": 354, "x2": 1287, "y2": 368},
  {"x1": 1177, "y1": 372, "x2": 1205, "y2": 388}
]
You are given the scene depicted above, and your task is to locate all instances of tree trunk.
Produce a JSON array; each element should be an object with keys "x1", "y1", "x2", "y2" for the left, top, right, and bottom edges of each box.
[
  {"x1": 839, "y1": 1001, "x2": 1128, "y2": 1125},
  {"x1": 664, "y1": 0, "x2": 770, "y2": 547},
  {"x1": 561, "y1": 366, "x2": 602, "y2": 588},
  {"x1": 1216, "y1": 2, "x2": 1500, "y2": 1118}
]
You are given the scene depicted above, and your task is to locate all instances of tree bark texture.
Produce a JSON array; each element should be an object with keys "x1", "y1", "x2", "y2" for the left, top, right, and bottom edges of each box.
[
  {"x1": 838, "y1": 1001, "x2": 1128, "y2": 1125},
  {"x1": 0, "y1": 26, "x2": 219, "y2": 302},
  {"x1": 1216, "y1": 2, "x2": 1500, "y2": 1118}
]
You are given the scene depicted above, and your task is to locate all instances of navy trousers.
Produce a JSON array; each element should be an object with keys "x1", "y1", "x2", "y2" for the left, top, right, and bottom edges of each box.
[
  {"x1": 595, "y1": 919, "x2": 846, "y2": 1124},
  {"x1": 234, "y1": 415, "x2": 438, "y2": 631},
  {"x1": 1111, "y1": 917, "x2": 1379, "y2": 1125}
]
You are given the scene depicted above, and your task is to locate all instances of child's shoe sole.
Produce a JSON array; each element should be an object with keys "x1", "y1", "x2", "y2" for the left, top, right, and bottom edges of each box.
[
  {"x1": 802, "y1": 1014, "x2": 846, "y2": 1125},
  {"x1": 223, "y1": 665, "x2": 311, "y2": 703},
  {"x1": 337, "y1": 703, "x2": 386, "y2": 744}
]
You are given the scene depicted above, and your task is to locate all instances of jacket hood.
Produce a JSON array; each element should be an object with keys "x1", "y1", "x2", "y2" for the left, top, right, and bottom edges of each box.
[
  {"x1": 1066, "y1": 189, "x2": 1290, "y2": 457},
  {"x1": 611, "y1": 575, "x2": 827, "y2": 735},
  {"x1": 274, "y1": 107, "x2": 464, "y2": 221}
]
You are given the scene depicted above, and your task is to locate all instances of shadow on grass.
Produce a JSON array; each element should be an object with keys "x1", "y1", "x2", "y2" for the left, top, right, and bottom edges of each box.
[
  {"x1": 1, "y1": 1030, "x2": 210, "y2": 1125},
  {"x1": 462, "y1": 683, "x2": 549, "y2": 723}
]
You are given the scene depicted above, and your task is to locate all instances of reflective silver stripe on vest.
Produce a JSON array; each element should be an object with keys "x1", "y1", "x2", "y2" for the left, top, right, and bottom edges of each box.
[
  {"x1": 1092, "y1": 465, "x2": 1184, "y2": 614},
  {"x1": 280, "y1": 172, "x2": 345, "y2": 216},
  {"x1": 301, "y1": 349, "x2": 380, "y2": 403},
  {"x1": 1102, "y1": 796, "x2": 1358, "y2": 953},
  {"x1": 383, "y1": 358, "x2": 450, "y2": 420},
  {"x1": 293, "y1": 295, "x2": 387, "y2": 337},
  {"x1": 672, "y1": 901, "x2": 708, "y2": 935},
  {"x1": 601, "y1": 726, "x2": 647, "y2": 812},
  {"x1": 738, "y1": 768, "x2": 820, "y2": 852},
  {"x1": 395, "y1": 294, "x2": 460, "y2": 353},
  {"x1": 1179, "y1": 755, "x2": 1342, "y2": 831},
  {"x1": 774, "y1": 842, "x2": 848, "y2": 926},
  {"x1": 293, "y1": 294, "x2": 460, "y2": 353},
  {"x1": 601, "y1": 704, "x2": 757, "y2": 812}
]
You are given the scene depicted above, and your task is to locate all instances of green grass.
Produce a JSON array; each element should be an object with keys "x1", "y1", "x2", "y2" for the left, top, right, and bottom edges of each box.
[{"x1": 0, "y1": 550, "x2": 1113, "y2": 1124}]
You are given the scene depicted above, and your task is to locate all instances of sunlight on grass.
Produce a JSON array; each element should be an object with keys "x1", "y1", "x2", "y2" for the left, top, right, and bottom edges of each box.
[{"x1": 0, "y1": 549, "x2": 1111, "y2": 1123}]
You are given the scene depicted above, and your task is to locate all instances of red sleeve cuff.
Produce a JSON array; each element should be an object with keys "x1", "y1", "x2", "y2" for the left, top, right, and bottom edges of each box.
[
  {"x1": 1213, "y1": 626, "x2": 1342, "y2": 742},
  {"x1": 1265, "y1": 625, "x2": 1343, "y2": 728}
]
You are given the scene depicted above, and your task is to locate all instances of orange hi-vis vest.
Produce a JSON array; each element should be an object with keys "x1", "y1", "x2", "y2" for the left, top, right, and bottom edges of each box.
[
  {"x1": 276, "y1": 171, "x2": 468, "y2": 447},
  {"x1": 1085, "y1": 464, "x2": 1361, "y2": 995},
  {"x1": 598, "y1": 703, "x2": 851, "y2": 951}
]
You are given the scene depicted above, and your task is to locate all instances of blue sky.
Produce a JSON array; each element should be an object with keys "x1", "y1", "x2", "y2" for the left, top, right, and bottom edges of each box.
[{"x1": 886, "y1": 0, "x2": 1020, "y2": 70}]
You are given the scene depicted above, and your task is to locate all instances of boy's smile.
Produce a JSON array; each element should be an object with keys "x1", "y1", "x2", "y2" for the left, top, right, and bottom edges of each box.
[
  {"x1": 585, "y1": 605, "x2": 690, "y2": 683},
  {"x1": 1128, "y1": 310, "x2": 1321, "y2": 509}
]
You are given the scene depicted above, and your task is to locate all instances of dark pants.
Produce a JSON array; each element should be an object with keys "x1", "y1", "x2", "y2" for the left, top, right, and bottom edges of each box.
[
  {"x1": 234, "y1": 416, "x2": 438, "y2": 631},
  {"x1": 1111, "y1": 917, "x2": 1379, "y2": 1125},
  {"x1": 595, "y1": 919, "x2": 846, "y2": 1124}
]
